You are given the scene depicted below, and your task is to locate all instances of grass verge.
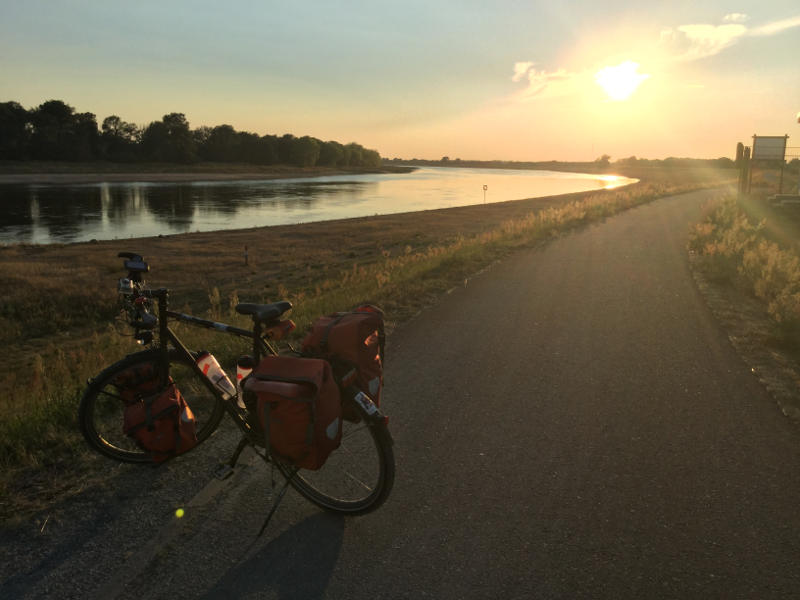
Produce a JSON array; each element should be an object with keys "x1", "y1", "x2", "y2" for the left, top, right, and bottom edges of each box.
[{"x1": 688, "y1": 193, "x2": 800, "y2": 419}]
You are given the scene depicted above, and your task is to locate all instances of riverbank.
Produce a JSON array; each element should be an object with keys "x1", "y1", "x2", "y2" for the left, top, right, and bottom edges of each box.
[
  {"x1": 0, "y1": 166, "x2": 736, "y2": 518},
  {"x1": 0, "y1": 161, "x2": 415, "y2": 185}
]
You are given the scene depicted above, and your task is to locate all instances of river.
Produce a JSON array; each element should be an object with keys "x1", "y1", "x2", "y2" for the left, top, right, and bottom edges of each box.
[{"x1": 0, "y1": 166, "x2": 635, "y2": 245}]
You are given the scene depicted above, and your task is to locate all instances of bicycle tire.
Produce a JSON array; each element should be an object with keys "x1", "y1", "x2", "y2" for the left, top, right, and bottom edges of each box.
[
  {"x1": 275, "y1": 402, "x2": 395, "y2": 515},
  {"x1": 79, "y1": 348, "x2": 226, "y2": 463}
]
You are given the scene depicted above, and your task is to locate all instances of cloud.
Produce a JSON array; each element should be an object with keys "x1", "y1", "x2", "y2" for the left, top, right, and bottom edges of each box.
[
  {"x1": 723, "y1": 13, "x2": 749, "y2": 24},
  {"x1": 512, "y1": 61, "x2": 534, "y2": 83},
  {"x1": 661, "y1": 13, "x2": 800, "y2": 61},
  {"x1": 661, "y1": 23, "x2": 747, "y2": 60},
  {"x1": 512, "y1": 66, "x2": 575, "y2": 100},
  {"x1": 750, "y1": 15, "x2": 800, "y2": 36}
]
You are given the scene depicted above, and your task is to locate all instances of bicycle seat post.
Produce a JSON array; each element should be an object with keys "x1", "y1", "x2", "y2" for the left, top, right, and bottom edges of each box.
[{"x1": 251, "y1": 315, "x2": 263, "y2": 362}]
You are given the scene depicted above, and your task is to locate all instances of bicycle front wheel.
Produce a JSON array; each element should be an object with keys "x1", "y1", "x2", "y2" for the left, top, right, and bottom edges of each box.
[
  {"x1": 276, "y1": 404, "x2": 395, "y2": 515},
  {"x1": 79, "y1": 348, "x2": 226, "y2": 463}
]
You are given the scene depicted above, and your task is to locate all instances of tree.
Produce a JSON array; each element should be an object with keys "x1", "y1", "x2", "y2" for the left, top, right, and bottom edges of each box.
[
  {"x1": 343, "y1": 143, "x2": 362, "y2": 166},
  {"x1": 101, "y1": 115, "x2": 141, "y2": 161},
  {"x1": 594, "y1": 154, "x2": 611, "y2": 167},
  {"x1": 255, "y1": 134, "x2": 280, "y2": 165},
  {"x1": 142, "y1": 112, "x2": 197, "y2": 163},
  {"x1": 289, "y1": 136, "x2": 320, "y2": 167},
  {"x1": 72, "y1": 112, "x2": 100, "y2": 160},
  {"x1": 30, "y1": 99, "x2": 77, "y2": 160},
  {"x1": 0, "y1": 101, "x2": 31, "y2": 159},
  {"x1": 198, "y1": 124, "x2": 239, "y2": 162},
  {"x1": 277, "y1": 133, "x2": 296, "y2": 164},
  {"x1": 361, "y1": 148, "x2": 381, "y2": 168},
  {"x1": 318, "y1": 140, "x2": 345, "y2": 166}
]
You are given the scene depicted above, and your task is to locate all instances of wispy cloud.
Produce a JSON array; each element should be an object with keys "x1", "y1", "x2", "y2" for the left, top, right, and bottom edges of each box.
[
  {"x1": 750, "y1": 15, "x2": 800, "y2": 36},
  {"x1": 723, "y1": 13, "x2": 749, "y2": 24},
  {"x1": 511, "y1": 61, "x2": 534, "y2": 83},
  {"x1": 510, "y1": 63, "x2": 578, "y2": 99},
  {"x1": 661, "y1": 13, "x2": 800, "y2": 61},
  {"x1": 660, "y1": 23, "x2": 747, "y2": 61}
]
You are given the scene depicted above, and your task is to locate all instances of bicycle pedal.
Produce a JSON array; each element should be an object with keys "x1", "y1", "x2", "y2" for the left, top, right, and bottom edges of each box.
[{"x1": 214, "y1": 463, "x2": 235, "y2": 480}]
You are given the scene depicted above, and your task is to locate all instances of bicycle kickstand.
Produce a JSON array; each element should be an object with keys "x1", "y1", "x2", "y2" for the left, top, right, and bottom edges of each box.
[
  {"x1": 214, "y1": 435, "x2": 249, "y2": 480},
  {"x1": 256, "y1": 466, "x2": 299, "y2": 538}
]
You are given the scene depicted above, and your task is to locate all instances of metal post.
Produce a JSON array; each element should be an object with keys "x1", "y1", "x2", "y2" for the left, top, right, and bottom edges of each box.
[
  {"x1": 483, "y1": 184, "x2": 488, "y2": 204},
  {"x1": 745, "y1": 147, "x2": 753, "y2": 194}
]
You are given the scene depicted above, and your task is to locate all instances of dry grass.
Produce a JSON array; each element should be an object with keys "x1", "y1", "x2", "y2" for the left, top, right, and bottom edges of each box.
[
  {"x1": 0, "y1": 166, "x2": 734, "y2": 515},
  {"x1": 689, "y1": 195, "x2": 800, "y2": 336}
]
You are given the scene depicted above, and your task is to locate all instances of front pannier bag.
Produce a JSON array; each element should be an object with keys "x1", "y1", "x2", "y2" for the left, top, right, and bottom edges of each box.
[
  {"x1": 122, "y1": 381, "x2": 198, "y2": 463},
  {"x1": 244, "y1": 356, "x2": 342, "y2": 470},
  {"x1": 301, "y1": 305, "x2": 385, "y2": 420}
]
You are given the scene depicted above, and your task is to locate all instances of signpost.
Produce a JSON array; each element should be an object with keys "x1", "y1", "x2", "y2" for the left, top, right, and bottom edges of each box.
[
  {"x1": 741, "y1": 134, "x2": 789, "y2": 194},
  {"x1": 752, "y1": 135, "x2": 787, "y2": 161},
  {"x1": 483, "y1": 184, "x2": 488, "y2": 204}
]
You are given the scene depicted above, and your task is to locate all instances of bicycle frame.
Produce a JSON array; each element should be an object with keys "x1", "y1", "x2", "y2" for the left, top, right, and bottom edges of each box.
[{"x1": 143, "y1": 287, "x2": 278, "y2": 441}]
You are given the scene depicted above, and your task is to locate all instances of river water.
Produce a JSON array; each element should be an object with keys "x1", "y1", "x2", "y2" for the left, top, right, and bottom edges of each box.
[{"x1": 0, "y1": 166, "x2": 635, "y2": 245}]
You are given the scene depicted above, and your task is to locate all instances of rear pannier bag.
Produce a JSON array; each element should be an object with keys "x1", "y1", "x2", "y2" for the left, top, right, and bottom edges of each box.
[
  {"x1": 122, "y1": 381, "x2": 198, "y2": 463},
  {"x1": 301, "y1": 305, "x2": 385, "y2": 420},
  {"x1": 244, "y1": 356, "x2": 342, "y2": 471}
]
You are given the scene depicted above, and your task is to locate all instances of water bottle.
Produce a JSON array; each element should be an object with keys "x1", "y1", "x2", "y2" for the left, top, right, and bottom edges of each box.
[
  {"x1": 196, "y1": 351, "x2": 237, "y2": 401},
  {"x1": 236, "y1": 355, "x2": 256, "y2": 409}
]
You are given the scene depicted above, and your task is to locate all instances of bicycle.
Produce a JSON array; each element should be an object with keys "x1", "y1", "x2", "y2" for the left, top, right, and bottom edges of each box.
[{"x1": 78, "y1": 252, "x2": 395, "y2": 521}]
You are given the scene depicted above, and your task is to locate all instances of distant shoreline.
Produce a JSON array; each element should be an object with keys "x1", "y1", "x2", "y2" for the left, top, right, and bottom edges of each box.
[{"x1": 0, "y1": 162, "x2": 416, "y2": 185}]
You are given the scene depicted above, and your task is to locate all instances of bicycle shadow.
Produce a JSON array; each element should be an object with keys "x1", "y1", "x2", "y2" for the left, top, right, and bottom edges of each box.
[{"x1": 199, "y1": 512, "x2": 345, "y2": 600}]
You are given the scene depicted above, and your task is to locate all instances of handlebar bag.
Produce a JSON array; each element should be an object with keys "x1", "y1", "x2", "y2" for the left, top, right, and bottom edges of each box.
[
  {"x1": 301, "y1": 304, "x2": 384, "y2": 421},
  {"x1": 122, "y1": 381, "x2": 198, "y2": 463},
  {"x1": 244, "y1": 356, "x2": 342, "y2": 471}
]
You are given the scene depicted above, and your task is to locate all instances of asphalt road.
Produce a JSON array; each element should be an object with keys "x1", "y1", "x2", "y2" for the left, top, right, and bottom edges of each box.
[{"x1": 4, "y1": 188, "x2": 800, "y2": 599}]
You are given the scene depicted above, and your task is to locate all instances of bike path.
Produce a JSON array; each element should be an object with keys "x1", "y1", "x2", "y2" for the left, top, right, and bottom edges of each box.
[{"x1": 4, "y1": 188, "x2": 800, "y2": 599}]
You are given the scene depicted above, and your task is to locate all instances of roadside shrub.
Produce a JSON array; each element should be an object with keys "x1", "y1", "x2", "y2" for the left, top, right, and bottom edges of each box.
[
  {"x1": 691, "y1": 195, "x2": 800, "y2": 333},
  {"x1": 689, "y1": 196, "x2": 763, "y2": 283}
]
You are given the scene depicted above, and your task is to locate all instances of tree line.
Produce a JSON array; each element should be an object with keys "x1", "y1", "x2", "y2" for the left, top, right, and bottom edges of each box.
[
  {"x1": 0, "y1": 99, "x2": 382, "y2": 168},
  {"x1": 390, "y1": 155, "x2": 737, "y2": 170}
]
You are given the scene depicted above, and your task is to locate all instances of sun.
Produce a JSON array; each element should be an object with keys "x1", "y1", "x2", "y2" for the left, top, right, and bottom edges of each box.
[{"x1": 594, "y1": 61, "x2": 650, "y2": 101}]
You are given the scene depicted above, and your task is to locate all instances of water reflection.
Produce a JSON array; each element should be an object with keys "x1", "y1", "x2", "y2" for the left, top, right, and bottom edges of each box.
[{"x1": 0, "y1": 167, "x2": 635, "y2": 245}]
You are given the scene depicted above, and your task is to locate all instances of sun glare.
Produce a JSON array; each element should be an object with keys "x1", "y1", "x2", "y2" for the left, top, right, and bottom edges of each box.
[{"x1": 594, "y1": 61, "x2": 650, "y2": 101}]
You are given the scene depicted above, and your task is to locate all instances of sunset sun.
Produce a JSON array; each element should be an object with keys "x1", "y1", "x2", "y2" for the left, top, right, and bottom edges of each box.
[{"x1": 594, "y1": 60, "x2": 650, "y2": 101}]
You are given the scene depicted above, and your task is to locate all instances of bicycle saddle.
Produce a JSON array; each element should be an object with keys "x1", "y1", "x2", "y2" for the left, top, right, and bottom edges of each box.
[{"x1": 235, "y1": 301, "x2": 292, "y2": 323}]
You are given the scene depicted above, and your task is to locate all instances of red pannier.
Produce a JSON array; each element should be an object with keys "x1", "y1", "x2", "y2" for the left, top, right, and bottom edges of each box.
[
  {"x1": 112, "y1": 362, "x2": 163, "y2": 405},
  {"x1": 244, "y1": 356, "x2": 342, "y2": 470},
  {"x1": 301, "y1": 305, "x2": 385, "y2": 420},
  {"x1": 122, "y1": 381, "x2": 198, "y2": 463}
]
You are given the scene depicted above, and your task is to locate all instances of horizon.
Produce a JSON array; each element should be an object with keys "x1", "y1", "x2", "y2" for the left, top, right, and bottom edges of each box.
[{"x1": 1, "y1": 1, "x2": 799, "y2": 163}]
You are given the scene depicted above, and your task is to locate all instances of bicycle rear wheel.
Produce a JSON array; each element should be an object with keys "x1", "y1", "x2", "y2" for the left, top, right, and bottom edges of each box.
[
  {"x1": 276, "y1": 402, "x2": 395, "y2": 515},
  {"x1": 79, "y1": 348, "x2": 226, "y2": 463}
]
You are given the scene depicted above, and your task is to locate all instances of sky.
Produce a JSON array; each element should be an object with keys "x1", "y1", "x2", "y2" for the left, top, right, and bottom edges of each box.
[{"x1": 1, "y1": 0, "x2": 799, "y2": 162}]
